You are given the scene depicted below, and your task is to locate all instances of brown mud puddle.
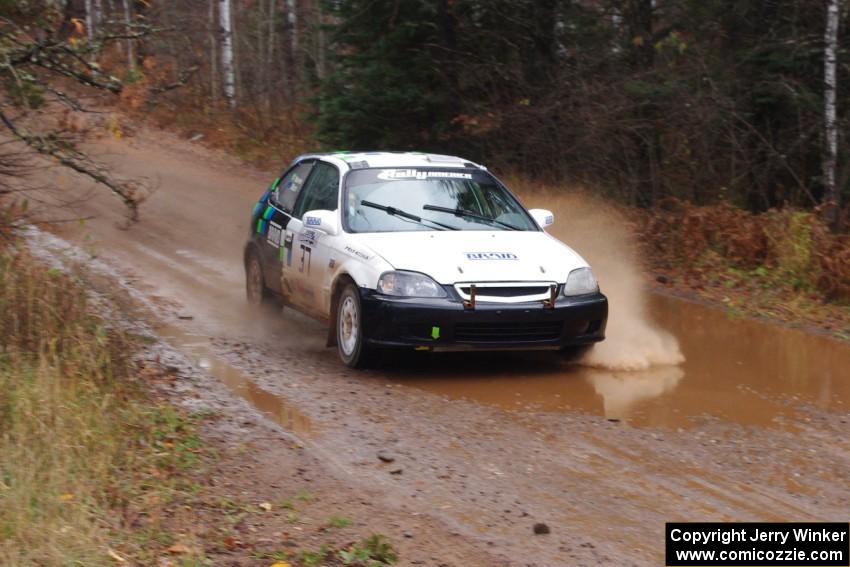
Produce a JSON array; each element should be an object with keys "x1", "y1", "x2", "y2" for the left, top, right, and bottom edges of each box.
[
  {"x1": 156, "y1": 325, "x2": 314, "y2": 437},
  {"x1": 379, "y1": 295, "x2": 850, "y2": 428}
]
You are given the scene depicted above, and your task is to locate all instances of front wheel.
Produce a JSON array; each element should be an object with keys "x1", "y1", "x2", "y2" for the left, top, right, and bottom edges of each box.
[
  {"x1": 336, "y1": 284, "x2": 374, "y2": 369},
  {"x1": 245, "y1": 249, "x2": 271, "y2": 306}
]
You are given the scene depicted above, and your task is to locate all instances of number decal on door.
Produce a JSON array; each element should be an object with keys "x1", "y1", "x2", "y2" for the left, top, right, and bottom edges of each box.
[{"x1": 299, "y1": 245, "x2": 312, "y2": 274}]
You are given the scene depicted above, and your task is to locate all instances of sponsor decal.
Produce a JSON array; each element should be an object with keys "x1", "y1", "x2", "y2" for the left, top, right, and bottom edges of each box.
[
  {"x1": 305, "y1": 215, "x2": 322, "y2": 226},
  {"x1": 545, "y1": 215, "x2": 554, "y2": 225},
  {"x1": 465, "y1": 252, "x2": 519, "y2": 261},
  {"x1": 256, "y1": 205, "x2": 276, "y2": 234},
  {"x1": 328, "y1": 258, "x2": 336, "y2": 269},
  {"x1": 344, "y1": 245, "x2": 371, "y2": 260},
  {"x1": 284, "y1": 233, "x2": 294, "y2": 266},
  {"x1": 299, "y1": 229, "x2": 318, "y2": 246},
  {"x1": 267, "y1": 222, "x2": 282, "y2": 248},
  {"x1": 377, "y1": 169, "x2": 473, "y2": 181}
]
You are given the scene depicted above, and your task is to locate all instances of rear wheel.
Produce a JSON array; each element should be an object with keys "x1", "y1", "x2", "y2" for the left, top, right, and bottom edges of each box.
[
  {"x1": 336, "y1": 284, "x2": 374, "y2": 369},
  {"x1": 245, "y1": 249, "x2": 271, "y2": 306}
]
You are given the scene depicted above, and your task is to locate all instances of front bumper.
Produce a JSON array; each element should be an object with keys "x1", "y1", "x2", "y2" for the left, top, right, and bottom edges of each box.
[{"x1": 360, "y1": 288, "x2": 607, "y2": 350}]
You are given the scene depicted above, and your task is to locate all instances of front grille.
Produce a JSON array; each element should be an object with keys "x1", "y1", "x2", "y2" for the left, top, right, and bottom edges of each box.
[
  {"x1": 458, "y1": 286, "x2": 549, "y2": 298},
  {"x1": 454, "y1": 281, "x2": 557, "y2": 304},
  {"x1": 454, "y1": 321, "x2": 563, "y2": 343}
]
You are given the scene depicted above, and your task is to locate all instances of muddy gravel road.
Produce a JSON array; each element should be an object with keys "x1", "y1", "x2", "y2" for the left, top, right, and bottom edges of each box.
[{"x1": 36, "y1": 129, "x2": 850, "y2": 566}]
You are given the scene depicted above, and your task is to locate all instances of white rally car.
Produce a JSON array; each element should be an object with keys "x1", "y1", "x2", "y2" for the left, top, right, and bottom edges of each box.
[{"x1": 244, "y1": 152, "x2": 607, "y2": 368}]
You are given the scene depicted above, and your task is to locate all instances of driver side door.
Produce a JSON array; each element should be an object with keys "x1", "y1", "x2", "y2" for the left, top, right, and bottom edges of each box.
[{"x1": 281, "y1": 161, "x2": 341, "y2": 317}]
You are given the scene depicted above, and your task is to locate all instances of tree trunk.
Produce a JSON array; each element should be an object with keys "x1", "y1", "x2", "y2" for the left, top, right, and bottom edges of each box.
[
  {"x1": 266, "y1": 0, "x2": 277, "y2": 112},
  {"x1": 85, "y1": 0, "x2": 94, "y2": 40},
  {"x1": 316, "y1": 0, "x2": 326, "y2": 80},
  {"x1": 823, "y1": 0, "x2": 840, "y2": 227},
  {"x1": 122, "y1": 0, "x2": 135, "y2": 71},
  {"x1": 219, "y1": 0, "x2": 237, "y2": 107},
  {"x1": 209, "y1": 0, "x2": 219, "y2": 102},
  {"x1": 288, "y1": 0, "x2": 298, "y2": 84},
  {"x1": 93, "y1": 0, "x2": 102, "y2": 27}
]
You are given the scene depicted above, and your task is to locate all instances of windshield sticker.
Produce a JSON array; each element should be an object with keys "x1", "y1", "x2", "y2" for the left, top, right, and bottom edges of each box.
[
  {"x1": 267, "y1": 222, "x2": 282, "y2": 248},
  {"x1": 465, "y1": 252, "x2": 519, "y2": 261},
  {"x1": 377, "y1": 169, "x2": 473, "y2": 181}
]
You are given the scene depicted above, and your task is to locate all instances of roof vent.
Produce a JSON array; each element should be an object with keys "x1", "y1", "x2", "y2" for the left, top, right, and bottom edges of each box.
[{"x1": 425, "y1": 154, "x2": 464, "y2": 163}]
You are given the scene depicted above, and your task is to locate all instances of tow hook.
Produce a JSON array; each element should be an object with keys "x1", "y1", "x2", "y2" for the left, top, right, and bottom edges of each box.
[
  {"x1": 463, "y1": 284, "x2": 477, "y2": 310},
  {"x1": 543, "y1": 284, "x2": 557, "y2": 309}
]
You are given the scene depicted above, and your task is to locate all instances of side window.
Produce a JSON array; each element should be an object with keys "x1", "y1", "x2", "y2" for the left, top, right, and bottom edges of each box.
[
  {"x1": 292, "y1": 162, "x2": 340, "y2": 219},
  {"x1": 271, "y1": 160, "x2": 314, "y2": 212}
]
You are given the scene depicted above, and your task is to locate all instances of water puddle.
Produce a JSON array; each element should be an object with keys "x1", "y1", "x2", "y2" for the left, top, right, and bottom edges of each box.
[
  {"x1": 383, "y1": 295, "x2": 850, "y2": 428},
  {"x1": 156, "y1": 325, "x2": 313, "y2": 437}
]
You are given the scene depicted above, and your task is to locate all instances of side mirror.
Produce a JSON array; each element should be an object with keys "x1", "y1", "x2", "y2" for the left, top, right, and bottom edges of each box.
[
  {"x1": 302, "y1": 209, "x2": 340, "y2": 236},
  {"x1": 529, "y1": 208, "x2": 555, "y2": 228}
]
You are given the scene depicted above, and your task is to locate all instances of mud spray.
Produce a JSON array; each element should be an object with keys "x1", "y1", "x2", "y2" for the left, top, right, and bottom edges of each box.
[{"x1": 522, "y1": 186, "x2": 685, "y2": 371}]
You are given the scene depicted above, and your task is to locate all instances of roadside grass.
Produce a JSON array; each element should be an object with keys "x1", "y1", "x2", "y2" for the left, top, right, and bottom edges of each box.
[
  {"x1": 0, "y1": 247, "x2": 209, "y2": 565},
  {"x1": 0, "y1": 244, "x2": 401, "y2": 566}
]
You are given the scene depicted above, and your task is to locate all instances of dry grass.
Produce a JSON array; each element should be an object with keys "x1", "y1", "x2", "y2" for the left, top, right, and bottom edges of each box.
[{"x1": 0, "y1": 247, "x2": 207, "y2": 565}]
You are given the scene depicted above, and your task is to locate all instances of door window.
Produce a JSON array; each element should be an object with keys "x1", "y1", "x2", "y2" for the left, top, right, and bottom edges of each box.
[
  {"x1": 271, "y1": 160, "x2": 315, "y2": 212},
  {"x1": 292, "y1": 162, "x2": 340, "y2": 218}
]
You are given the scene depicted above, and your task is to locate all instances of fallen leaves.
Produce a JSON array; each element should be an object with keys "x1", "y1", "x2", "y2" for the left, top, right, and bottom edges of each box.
[{"x1": 166, "y1": 543, "x2": 190, "y2": 555}]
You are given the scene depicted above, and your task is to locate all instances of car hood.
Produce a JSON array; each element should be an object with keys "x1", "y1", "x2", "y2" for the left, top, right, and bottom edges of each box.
[{"x1": 350, "y1": 230, "x2": 589, "y2": 284}]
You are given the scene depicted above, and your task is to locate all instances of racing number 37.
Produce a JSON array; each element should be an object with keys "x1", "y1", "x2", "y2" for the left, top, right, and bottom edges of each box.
[{"x1": 300, "y1": 245, "x2": 311, "y2": 274}]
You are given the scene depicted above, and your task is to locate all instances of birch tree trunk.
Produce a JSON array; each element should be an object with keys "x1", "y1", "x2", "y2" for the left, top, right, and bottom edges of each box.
[
  {"x1": 93, "y1": 0, "x2": 102, "y2": 28},
  {"x1": 209, "y1": 0, "x2": 219, "y2": 102},
  {"x1": 823, "y1": 0, "x2": 840, "y2": 226},
  {"x1": 85, "y1": 0, "x2": 94, "y2": 40},
  {"x1": 219, "y1": 0, "x2": 237, "y2": 107},
  {"x1": 122, "y1": 0, "x2": 135, "y2": 71}
]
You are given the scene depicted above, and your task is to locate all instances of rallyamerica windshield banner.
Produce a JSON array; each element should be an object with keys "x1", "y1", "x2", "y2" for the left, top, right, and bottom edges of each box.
[{"x1": 666, "y1": 523, "x2": 849, "y2": 566}]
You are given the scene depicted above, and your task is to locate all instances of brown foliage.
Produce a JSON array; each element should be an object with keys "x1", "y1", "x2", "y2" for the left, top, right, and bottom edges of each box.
[{"x1": 639, "y1": 199, "x2": 850, "y2": 301}]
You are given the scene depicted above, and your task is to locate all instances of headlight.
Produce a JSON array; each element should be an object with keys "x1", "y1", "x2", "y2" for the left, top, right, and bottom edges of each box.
[
  {"x1": 563, "y1": 267, "x2": 598, "y2": 296},
  {"x1": 377, "y1": 271, "x2": 446, "y2": 298}
]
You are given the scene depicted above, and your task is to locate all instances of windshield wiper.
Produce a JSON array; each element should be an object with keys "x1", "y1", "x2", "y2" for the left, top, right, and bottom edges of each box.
[
  {"x1": 422, "y1": 204, "x2": 521, "y2": 230},
  {"x1": 360, "y1": 201, "x2": 459, "y2": 231}
]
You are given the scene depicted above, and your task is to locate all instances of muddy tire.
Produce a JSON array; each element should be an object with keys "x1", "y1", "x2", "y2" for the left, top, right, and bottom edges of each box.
[
  {"x1": 560, "y1": 344, "x2": 593, "y2": 362},
  {"x1": 245, "y1": 249, "x2": 272, "y2": 306},
  {"x1": 336, "y1": 283, "x2": 374, "y2": 369}
]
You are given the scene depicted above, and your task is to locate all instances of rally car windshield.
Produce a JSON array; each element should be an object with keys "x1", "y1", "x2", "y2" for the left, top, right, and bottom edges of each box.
[{"x1": 343, "y1": 168, "x2": 538, "y2": 233}]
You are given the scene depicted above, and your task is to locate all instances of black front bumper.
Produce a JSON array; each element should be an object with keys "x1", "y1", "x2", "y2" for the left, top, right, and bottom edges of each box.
[{"x1": 360, "y1": 288, "x2": 607, "y2": 350}]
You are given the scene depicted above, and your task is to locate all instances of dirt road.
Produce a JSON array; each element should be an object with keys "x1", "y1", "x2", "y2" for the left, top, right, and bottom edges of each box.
[{"x1": 38, "y1": 128, "x2": 850, "y2": 566}]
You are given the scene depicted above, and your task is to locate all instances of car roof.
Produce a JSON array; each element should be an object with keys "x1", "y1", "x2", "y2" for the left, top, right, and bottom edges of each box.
[{"x1": 293, "y1": 151, "x2": 487, "y2": 171}]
